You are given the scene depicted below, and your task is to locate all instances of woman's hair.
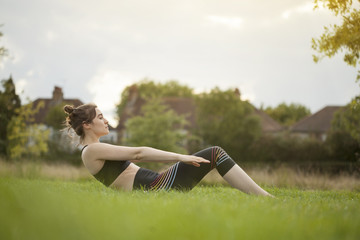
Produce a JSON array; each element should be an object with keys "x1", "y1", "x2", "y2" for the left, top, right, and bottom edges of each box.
[{"x1": 63, "y1": 103, "x2": 97, "y2": 142}]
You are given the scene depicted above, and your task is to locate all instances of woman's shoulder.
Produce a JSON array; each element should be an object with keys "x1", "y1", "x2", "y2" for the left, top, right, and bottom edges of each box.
[
  {"x1": 81, "y1": 143, "x2": 108, "y2": 158},
  {"x1": 82, "y1": 143, "x2": 142, "y2": 162},
  {"x1": 83, "y1": 142, "x2": 112, "y2": 151}
]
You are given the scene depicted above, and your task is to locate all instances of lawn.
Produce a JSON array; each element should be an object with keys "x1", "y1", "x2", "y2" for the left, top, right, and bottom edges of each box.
[{"x1": 1, "y1": 177, "x2": 359, "y2": 240}]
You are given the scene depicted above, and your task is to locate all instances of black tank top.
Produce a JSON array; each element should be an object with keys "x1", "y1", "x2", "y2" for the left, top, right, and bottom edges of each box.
[{"x1": 81, "y1": 145, "x2": 131, "y2": 187}]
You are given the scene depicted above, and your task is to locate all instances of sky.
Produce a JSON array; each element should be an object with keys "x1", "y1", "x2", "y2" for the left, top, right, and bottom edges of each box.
[{"x1": 0, "y1": 0, "x2": 359, "y2": 126}]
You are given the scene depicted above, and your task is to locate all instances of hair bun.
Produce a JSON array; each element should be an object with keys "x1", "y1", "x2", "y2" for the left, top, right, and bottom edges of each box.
[{"x1": 64, "y1": 105, "x2": 74, "y2": 114}]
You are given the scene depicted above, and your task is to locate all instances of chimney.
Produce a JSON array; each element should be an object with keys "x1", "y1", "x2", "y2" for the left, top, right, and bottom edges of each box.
[
  {"x1": 127, "y1": 85, "x2": 138, "y2": 106},
  {"x1": 234, "y1": 88, "x2": 241, "y2": 98},
  {"x1": 52, "y1": 86, "x2": 64, "y2": 104}
]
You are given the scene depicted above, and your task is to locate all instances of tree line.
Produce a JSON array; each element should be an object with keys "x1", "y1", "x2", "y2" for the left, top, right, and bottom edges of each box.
[
  {"x1": 0, "y1": 77, "x2": 359, "y2": 170},
  {"x1": 116, "y1": 80, "x2": 360, "y2": 170}
]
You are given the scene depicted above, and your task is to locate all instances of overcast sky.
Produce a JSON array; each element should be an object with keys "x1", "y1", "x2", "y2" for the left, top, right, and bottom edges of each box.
[{"x1": 1, "y1": 0, "x2": 359, "y2": 126}]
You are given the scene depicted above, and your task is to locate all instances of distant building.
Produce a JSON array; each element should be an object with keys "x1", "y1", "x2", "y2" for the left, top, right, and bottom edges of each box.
[
  {"x1": 117, "y1": 85, "x2": 284, "y2": 143},
  {"x1": 290, "y1": 106, "x2": 343, "y2": 141},
  {"x1": 32, "y1": 86, "x2": 118, "y2": 145},
  {"x1": 32, "y1": 86, "x2": 83, "y2": 124},
  {"x1": 253, "y1": 108, "x2": 284, "y2": 134}
]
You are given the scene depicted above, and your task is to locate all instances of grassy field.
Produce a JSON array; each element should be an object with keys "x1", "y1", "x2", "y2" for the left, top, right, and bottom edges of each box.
[
  {"x1": 1, "y1": 176, "x2": 359, "y2": 240},
  {"x1": 1, "y1": 160, "x2": 360, "y2": 191}
]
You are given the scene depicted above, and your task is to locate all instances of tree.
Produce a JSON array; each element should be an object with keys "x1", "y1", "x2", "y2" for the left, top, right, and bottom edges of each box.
[
  {"x1": 331, "y1": 95, "x2": 360, "y2": 141},
  {"x1": 326, "y1": 95, "x2": 360, "y2": 162},
  {"x1": 45, "y1": 104, "x2": 67, "y2": 130},
  {"x1": 195, "y1": 87, "x2": 261, "y2": 161},
  {"x1": 0, "y1": 76, "x2": 21, "y2": 156},
  {"x1": 125, "y1": 98, "x2": 188, "y2": 154},
  {"x1": 312, "y1": 0, "x2": 360, "y2": 81},
  {"x1": 7, "y1": 101, "x2": 50, "y2": 160},
  {"x1": 116, "y1": 79, "x2": 194, "y2": 119},
  {"x1": 263, "y1": 102, "x2": 311, "y2": 127}
]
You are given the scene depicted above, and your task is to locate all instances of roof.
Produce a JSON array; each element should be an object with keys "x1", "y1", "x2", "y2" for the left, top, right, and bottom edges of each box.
[
  {"x1": 290, "y1": 106, "x2": 343, "y2": 133},
  {"x1": 253, "y1": 108, "x2": 284, "y2": 132},
  {"x1": 117, "y1": 97, "x2": 196, "y2": 130},
  {"x1": 31, "y1": 87, "x2": 83, "y2": 124},
  {"x1": 117, "y1": 94, "x2": 283, "y2": 133},
  {"x1": 162, "y1": 97, "x2": 197, "y2": 127}
]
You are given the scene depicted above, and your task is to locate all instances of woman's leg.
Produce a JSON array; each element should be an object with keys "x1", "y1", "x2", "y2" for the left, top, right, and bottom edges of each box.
[
  {"x1": 138, "y1": 146, "x2": 272, "y2": 196},
  {"x1": 222, "y1": 165, "x2": 272, "y2": 196},
  {"x1": 173, "y1": 146, "x2": 272, "y2": 196},
  {"x1": 145, "y1": 146, "x2": 233, "y2": 191},
  {"x1": 168, "y1": 146, "x2": 236, "y2": 190}
]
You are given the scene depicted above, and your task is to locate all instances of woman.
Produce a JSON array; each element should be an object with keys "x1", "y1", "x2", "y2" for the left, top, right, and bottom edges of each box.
[{"x1": 64, "y1": 103, "x2": 273, "y2": 196}]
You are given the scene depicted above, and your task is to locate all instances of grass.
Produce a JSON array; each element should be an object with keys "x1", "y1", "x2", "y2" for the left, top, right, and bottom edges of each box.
[
  {"x1": 1, "y1": 160, "x2": 360, "y2": 191},
  {"x1": 1, "y1": 177, "x2": 360, "y2": 240}
]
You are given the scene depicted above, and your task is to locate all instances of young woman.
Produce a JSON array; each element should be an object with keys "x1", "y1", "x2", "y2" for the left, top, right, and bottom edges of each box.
[{"x1": 64, "y1": 103, "x2": 273, "y2": 196}]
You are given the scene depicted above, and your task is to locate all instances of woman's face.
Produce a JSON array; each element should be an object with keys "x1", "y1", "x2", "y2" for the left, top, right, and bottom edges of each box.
[{"x1": 90, "y1": 108, "x2": 109, "y2": 137}]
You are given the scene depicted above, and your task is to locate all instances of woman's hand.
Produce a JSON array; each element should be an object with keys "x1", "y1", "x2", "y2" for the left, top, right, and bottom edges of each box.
[{"x1": 178, "y1": 155, "x2": 210, "y2": 167}]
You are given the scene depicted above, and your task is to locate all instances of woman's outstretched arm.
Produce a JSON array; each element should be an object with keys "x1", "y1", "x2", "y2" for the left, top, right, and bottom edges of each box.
[{"x1": 82, "y1": 143, "x2": 209, "y2": 167}]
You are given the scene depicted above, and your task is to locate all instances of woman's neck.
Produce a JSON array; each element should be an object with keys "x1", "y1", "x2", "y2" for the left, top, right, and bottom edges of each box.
[{"x1": 82, "y1": 133, "x2": 100, "y2": 145}]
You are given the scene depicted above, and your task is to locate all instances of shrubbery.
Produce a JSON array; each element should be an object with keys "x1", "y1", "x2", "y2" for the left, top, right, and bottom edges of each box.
[{"x1": 240, "y1": 133, "x2": 330, "y2": 164}]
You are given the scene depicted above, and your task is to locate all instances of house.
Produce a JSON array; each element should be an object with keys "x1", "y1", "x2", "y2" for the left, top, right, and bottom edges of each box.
[
  {"x1": 32, "y1": 86, "x2": 118, "y2": 146},
  {"x1": 290, "y1": 106, "x2": 343, "y2": 141},
  {"x1": 32, "y1": 86, "x2": 83, "y2": 124},
  {"x1": 253, "y1": 108, "x2": 284, "y2": 134},
  {"x1": 117, "y1": 85, "x2": 283, "y2": 142}
]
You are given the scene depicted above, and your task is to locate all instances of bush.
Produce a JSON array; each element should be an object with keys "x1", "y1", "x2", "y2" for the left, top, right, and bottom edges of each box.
[
  {"x1": 326, "y1": 130, "x2": 360, "y2": 163},
  {"x1": 243, "y1": 133, "x2": 331, "y2": 164}
]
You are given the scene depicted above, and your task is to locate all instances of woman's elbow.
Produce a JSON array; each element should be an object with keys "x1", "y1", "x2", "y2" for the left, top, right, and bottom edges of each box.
[{"x1": 133, "y1": 146, "x2": 150, "y2": 161}]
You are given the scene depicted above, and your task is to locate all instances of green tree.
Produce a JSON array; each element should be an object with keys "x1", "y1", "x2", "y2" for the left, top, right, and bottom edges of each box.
[
  {"x1": 124, "y1": 98, "x2": 188, "y2": 155},
  {"x1": 312, "y1": 0, "x2": 360, "y2": 81},
  {"x1": 263, "y1": 102, "x2": 311, "y2": 127},
  {"x1": 45, "y1": 104, "x2": 67, "y2": 130},
  {"x1": 116, "y1": 79, "x2": 194, "y2": 119},
  {"x1": 331, "y1": 95, "x2": 360, "y2": 141},
  {"x1": 0, "y1": 76, "x2": 21, "y2": 156},
  {"x1": 7, "y1": 101, "x2": 50, "y2": 160},
  {"x1": 195, "y1": 87, "x2": 261, "y2": 161},
  {"x1": 326, "y1": 96, "x2": 360, "y2": 162}
]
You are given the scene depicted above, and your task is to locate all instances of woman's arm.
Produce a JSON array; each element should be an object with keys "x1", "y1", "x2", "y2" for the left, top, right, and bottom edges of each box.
[{"x1": 83, "y1": 143, "x2": 209, "y2": 167}]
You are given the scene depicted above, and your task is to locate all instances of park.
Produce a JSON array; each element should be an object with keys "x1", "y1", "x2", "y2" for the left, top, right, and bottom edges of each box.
[{"x1": 1, "y1": 0, "x2": 360, "y2": 239}]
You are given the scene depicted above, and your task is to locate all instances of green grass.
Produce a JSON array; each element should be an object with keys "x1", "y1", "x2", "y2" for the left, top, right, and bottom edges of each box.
[{"x1": 1, "y1": 177, "x2": 359, "y2": 240}]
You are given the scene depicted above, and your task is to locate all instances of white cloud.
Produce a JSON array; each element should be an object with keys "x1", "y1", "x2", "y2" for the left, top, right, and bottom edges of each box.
[
  {"x1": 87, "y1": 68, "x2": 143, "y2": 127},
  {"x1": 1, "y1": 0, "x2": 357, "y2": 119},
  {"x1": 15, "y1": 78, "x2": 28, "y2": 96},
  {"x1": 282, "y1": 2, "x2": 318, "y2": 19},
  {"x1": 206, "y1": 15, "x2": 243, "y2": 29},
  {"x1": 239, "y1": 83, "x2": 256, "y2": 103},
  {"x1": 26, "y1": 70, "x2": 34, "y2": 77},
  {"x1": 0, "y1": 36, "x2": 23, "y2": 66},
  {"x1": 46, "y1": 30, "x2": 57, "y2": 42}
]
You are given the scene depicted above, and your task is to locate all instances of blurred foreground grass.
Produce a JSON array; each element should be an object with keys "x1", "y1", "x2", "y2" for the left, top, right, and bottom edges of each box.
[{"x1": 1, "y1": 177, "x2": 359, "y2": 240}]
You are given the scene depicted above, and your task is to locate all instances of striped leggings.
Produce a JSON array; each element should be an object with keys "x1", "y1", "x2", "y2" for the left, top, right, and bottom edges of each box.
[{"x1": 133, "y1": 146, "x2": 236, "y2": 191}]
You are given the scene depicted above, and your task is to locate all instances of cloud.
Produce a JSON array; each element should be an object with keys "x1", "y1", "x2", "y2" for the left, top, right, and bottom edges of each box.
[
  {"x1": 206, "y1": 15, "x2": 243, "y2": 29},
  {"x1": 26, "y1": 70, "x2": 34, "y2": 77},
  {"x1": 281, "y1": 2, "x2": 317, "y2": 19},
  {"x1": 238, "y1": 82, "x2": 256, "y2": 103},
  {"x1": 45, "y1": 30, "x2": 57, "y2": 42},
  {"x1": 15, "y1": 78, "x2": 28, "y2": 96},
  {"x1": 1, "y1": 0, "x2": 357, "y2": 119},
  {"x1": 0, "y1": 36, "x2": 24, "y2": 67}
]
